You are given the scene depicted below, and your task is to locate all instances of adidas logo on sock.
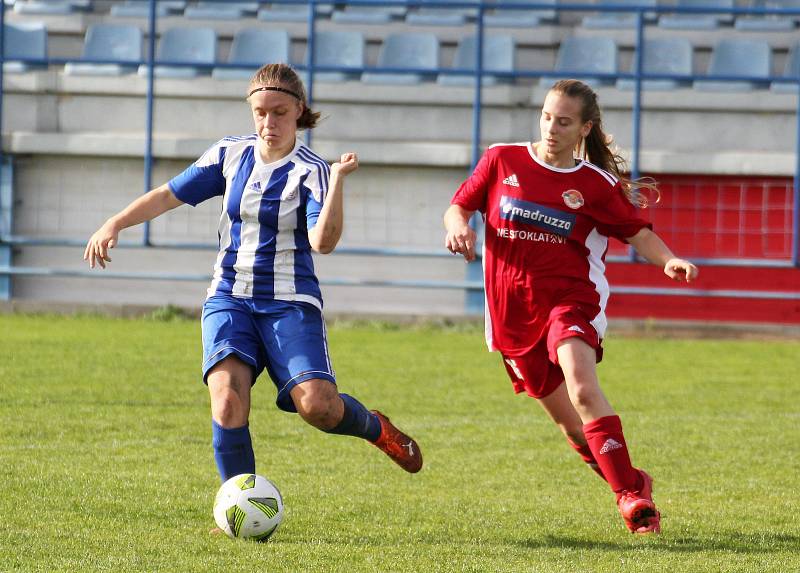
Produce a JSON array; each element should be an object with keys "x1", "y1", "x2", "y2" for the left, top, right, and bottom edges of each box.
[
  {"x1": 502, "y1": 174, "x2": 520, "y2": 187},
  {"x1": 599, "y1": 438, "x2": 623, "y2": 455}
]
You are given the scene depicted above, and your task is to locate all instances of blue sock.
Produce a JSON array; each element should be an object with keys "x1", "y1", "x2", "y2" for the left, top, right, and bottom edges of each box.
[
  {"x1": 325, "y1": 393, "x2": 381, "y2": 442},
  {"x1": 211, "y1": 420, "x2": 255, "y2": 482}
]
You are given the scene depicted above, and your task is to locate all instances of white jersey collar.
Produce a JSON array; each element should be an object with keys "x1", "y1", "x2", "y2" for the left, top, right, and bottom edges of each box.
[
  {"x1": 254, "y1": 137, "x2": 302, "y2": 169},
  {"x1": 527, "y1": 142, "x2": 584, "y2": 173}
]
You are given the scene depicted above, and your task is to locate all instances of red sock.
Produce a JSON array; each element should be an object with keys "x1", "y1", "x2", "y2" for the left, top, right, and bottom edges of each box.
[
  {"x1": 583, "y1": 415, "x2": 641, "y2": 494},
  {"x1": 566, "y1": 437, "x2": 606, "y2": 481}
]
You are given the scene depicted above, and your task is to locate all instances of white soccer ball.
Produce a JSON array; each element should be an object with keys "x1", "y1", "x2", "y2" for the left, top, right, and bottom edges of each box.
[{"x1": 213, "y1": 473, "x2": 284, "y2": 541}]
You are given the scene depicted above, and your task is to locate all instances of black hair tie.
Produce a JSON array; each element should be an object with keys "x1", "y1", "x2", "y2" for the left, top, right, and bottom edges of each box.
[{"x1": 248, "y1": 86, "x2": 302, "y2": 100}]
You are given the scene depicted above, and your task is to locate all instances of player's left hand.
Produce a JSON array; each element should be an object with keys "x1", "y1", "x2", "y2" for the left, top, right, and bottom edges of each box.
[
  {"x1": 332, "y1": 152, "x2": 358, "y2": 177},
  {"x1": 664, "y1": 258, "x2": 698, "y2": 283}
]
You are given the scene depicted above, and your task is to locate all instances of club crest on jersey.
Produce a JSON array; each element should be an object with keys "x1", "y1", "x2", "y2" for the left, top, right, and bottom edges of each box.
[
  {"x1": 562, "y1": 189, "x2": 584, "y2": 209},
  {"x1": 499, "y1": 195, "x2": 576, "y2": 237}
]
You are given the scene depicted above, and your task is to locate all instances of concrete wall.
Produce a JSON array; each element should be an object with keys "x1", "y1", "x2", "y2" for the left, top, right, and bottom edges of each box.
[
  {"x1": 6, "y1": 153, "x2": 470, "y2": 314},
  {"x1": 4, "y1": 72, "x2": 797, "y2": 173}
]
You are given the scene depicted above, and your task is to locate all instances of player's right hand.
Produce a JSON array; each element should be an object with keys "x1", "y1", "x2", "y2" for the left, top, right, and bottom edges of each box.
[
  {"x1": 331, "y1": 152, "x2": 358, "y2": 177},
  {"x1": 445, "y1": 225, "x2": 477, "y2": 262},
  {"x1": 84, "y1": 221, "x2": 119, "y2": 269}
]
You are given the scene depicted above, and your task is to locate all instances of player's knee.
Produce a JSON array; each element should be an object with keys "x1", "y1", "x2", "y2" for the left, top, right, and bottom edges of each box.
[
  {"x1": 208, "y1": 374, "x2": 250, "y2": 427},
  {"x1": 296, "y1": 394, "x2": 339, "y2": 430},
  {"x1": 568, "y1": 381, "x2": 602, "y2": 413},
  {"x1": 212, "y1": 393, "x2": 248, "y2": 427}
]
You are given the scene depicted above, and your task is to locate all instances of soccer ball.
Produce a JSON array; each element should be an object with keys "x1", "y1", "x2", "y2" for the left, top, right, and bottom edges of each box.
[{"x1": 213, "y1": 473, "x2": 284, "y2": 541}]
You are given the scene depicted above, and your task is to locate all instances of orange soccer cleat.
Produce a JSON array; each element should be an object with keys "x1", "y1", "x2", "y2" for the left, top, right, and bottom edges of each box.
[
  {"x1": 370, "y1": 410, "x2": 423, "y2": 473},
  {"x1": 616, "y1": 469, "x2": 661, "y2": 534}
]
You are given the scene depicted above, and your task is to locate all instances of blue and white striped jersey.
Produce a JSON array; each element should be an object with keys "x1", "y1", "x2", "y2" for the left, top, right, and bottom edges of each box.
[{"x1": 168, "y1": 136, "x2": 330, "y2": 309}]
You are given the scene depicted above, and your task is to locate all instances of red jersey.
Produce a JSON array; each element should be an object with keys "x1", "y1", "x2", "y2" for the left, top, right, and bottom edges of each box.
[{"x1": 451, "y1": 143, "x2": 651, "y2": 356}]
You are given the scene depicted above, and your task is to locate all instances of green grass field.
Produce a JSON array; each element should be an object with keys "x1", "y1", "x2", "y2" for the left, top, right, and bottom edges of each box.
[{"x1": 1, "y1": 313, "x2": 798, "y2": 573}]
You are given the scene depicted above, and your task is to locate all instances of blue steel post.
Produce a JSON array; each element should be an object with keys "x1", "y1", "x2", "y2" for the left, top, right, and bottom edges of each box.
[
  {"x1": 0, "y1": 2, "x2": 9, "y2": 299},
  {"x1": 0, "y1": 159, "x2": 11, "y2": 299},
  {"x1": 628, "y1": 8, "x2": 645, "y2": 262},
  {"x1": 631, "y1": 9, "x2": 644, "y2": 182},
  {"x1": 466, "y1": 1, "x2": 486, "y2": 315},
  {"x1": 794, "y1": 78, "x2": 800, "y2": 267},
  {"x1": 142, "y1": 0, "x2": 158, "y2": 246},
  {"x1": 305, "y1": 0, "x2": 316, "y2": 148},
  {"x1": 1, "y1": 0, "x2": 5, "y2": 146}
]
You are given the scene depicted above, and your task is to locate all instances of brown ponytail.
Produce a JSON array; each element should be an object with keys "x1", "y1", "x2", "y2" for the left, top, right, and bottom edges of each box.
[
  {"x1": 550, "y1": 79, "x2": 659, "y2": 208},
  {"x1": 248, "y1": 63, "x2": 322, "y2": 130}
]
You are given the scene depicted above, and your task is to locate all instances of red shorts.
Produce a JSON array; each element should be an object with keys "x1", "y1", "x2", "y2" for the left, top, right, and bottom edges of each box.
[{"x1": 500, "y1": 306, "x2": 603, "y2": 399}]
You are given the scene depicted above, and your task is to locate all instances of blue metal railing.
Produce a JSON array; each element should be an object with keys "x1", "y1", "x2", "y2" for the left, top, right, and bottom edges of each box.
[{"x1": 1, "y1": 0, "x2": 799, "y2": 308}]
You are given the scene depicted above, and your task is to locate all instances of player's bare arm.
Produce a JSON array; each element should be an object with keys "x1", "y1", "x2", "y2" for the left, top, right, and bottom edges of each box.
[
  {"x1": 84, "y1": 183, "x2": 184, "y2": 269},
  {"x1": 309, "y1": 152, "x2": 357, "y2": 255},
  {"x1": 627, "y1": 227, "x2": 699, "y2": 283},
  {"x1": 443, "y1": 204, "x2": 477, "y2": 262}
]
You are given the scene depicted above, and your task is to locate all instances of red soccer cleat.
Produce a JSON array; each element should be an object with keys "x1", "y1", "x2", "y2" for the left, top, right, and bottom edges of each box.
[
  {"x1": 370, "y1": 410, "x2": 423, "y2": 473},
  {"x1": 616, "y1": 469, "x2": 661, "y2": 534}
]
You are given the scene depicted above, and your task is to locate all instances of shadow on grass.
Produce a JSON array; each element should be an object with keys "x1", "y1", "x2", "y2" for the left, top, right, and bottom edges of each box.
[{"x1": 513, "y1": 532, "x2": 800, "y2": 553}]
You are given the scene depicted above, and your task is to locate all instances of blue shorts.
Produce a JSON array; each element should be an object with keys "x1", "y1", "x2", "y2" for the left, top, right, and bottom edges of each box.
[{"x1": 201, "y1": 294, "x2": 336, "y2": 412}]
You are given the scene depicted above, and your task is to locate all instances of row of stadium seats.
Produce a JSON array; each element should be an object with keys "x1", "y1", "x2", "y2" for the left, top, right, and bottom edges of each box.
[
  {"x1": 4, "y1": 21, "x2": 800, "y2": 91},
  {"x1": 9, "y1": 0, "x2": 800, "y2": 30}
]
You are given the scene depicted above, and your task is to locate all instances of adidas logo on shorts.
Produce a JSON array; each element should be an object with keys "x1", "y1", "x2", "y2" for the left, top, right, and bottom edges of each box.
[{"x1": 502, "y1": 174, "x2": 520, "y2": 187}]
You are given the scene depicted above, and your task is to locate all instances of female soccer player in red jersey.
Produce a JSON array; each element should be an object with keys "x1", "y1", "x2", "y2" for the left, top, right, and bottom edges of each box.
[{"x1": 443, "y1": 79, "x2": 698, "y2": 534}]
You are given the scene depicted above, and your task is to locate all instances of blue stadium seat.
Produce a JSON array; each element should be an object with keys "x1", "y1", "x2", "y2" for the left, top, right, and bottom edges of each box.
[
  {"x1": 694, "y1": 39, "x2": 771, "y2": 91},
  {"x1": 13, "y1": 0, "x2": 89, "y2": 14},
  {"x1": 544, "y1": 36, "x2": 617, "y2": 87},
  {"x1": 184, "y1": 1, "x2": 258, "y2": 20},
  {"x1": 331, "y1": 1, "x2": 407, "y2": 24},
  {"x1": 137, "y1": 27, "x2": 216, "y2": 78},
  {"x1": 64, "y1": 24, "x2": 142, "y2": 76},
  {"x1": 3, "y1": 22, "x2": 47, "y2": 73},
  {"x1": 310, "y1": 30, "x2": 364, "y2": 82},
  {"x1": 212, "y1": 28, "x2": 290, "y2": 80},
  {"x1": 484, "y1": 0, "x2": 558, "y2": 27},
  {"x1": 771, "y1": 41, "x2": 800, "y2": 93},
  {"x1": 735, "y1": 0, "x2": 799, "y2": 31},
  {"x1": 110, "y1": 1, "x2": 186, "y2": 18},
  {"x1": 582, "y1": 0, "x2": 657, "y2": 29},
  {"x1": 258, "y1": 2, "x2": 333, "y2": 22},
  {"x1": 111, "y1": 2, "x2": 169, "y2": 17},
  {"x1": 658, "y1": 0, "x2": 734, "y2": 29},
  {"x1": 438, "y1": 35, "x2": 515, "y2": 86},
  {"x1": 405, "y1": 0, "x2": 477, "y2": 26},
  {"x1": 362, "y1": 33, "x2": 439, "y2": 85},
  {"x1": 616, "y1": 37, "x2": 692, "y2": 90}
]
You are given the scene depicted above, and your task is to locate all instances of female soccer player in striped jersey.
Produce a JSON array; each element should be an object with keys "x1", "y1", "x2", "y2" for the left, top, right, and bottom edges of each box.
[
  {"x1": 85, "y1": 64, "x2": 422, "y2": 492},
  {"x1": 443, "y1": 79, "x2": 698, "y2": 534}
]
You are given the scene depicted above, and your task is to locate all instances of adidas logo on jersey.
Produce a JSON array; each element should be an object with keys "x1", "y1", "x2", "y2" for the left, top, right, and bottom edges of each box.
[
  {"x1": 502, "y1": 174, "x2": 520, "y2": 187},
  {"x1": 248, "y1": 180, "x2": 262, "y2": 192},
  {"x1": 599, "y1": 438, "x2": 624, "y2": 455}
]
